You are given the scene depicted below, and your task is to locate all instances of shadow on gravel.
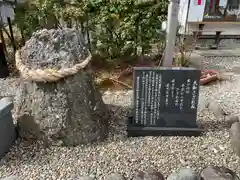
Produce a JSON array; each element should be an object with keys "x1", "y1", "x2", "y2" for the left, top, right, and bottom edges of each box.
[
  {"x1": 107, "y1": 104, "x2": 131, "y2": 139},
  {"x1": 107, "y1": 104, "x2": 233, "y2": 136},
  {"x1": 198, "y1": 118, "x2": 232, "y2": 132}
]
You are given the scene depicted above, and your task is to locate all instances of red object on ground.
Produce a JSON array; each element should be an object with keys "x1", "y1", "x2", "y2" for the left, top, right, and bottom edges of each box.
[
  {"x1": 200, "y1": 69, "x2": 219, "y2": 85},
  {"x1": 171, "y1": 66, "x2": 219, "y2": 85}
]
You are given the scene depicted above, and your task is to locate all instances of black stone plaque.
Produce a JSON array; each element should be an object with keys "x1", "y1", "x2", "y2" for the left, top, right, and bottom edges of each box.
[{"x1": 127, "y1": 67, "x2": 204, "y2": 137}]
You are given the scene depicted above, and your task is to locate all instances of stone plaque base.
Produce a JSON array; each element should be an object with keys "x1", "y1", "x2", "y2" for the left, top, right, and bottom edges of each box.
[{"x1": 127, "y1": 117, "x2": 204, "y2": 137}]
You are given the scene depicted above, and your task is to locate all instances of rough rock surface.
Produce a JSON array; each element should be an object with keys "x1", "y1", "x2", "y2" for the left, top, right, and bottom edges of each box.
[
  {"x1": 133, "y1": 168, "x2": 164, "y2": 180},
  {"x1": 15, "y1": 28, "x2": 108, "y2": 146},
  {"x1": 20, "y1": 29, "x2": 89, "y2": 70},
  {"x1": 166, "y1": 168, "x2": 199, "y2": 180},
  {"x1": 200, "y1": 166, "x2": 240, "y2": 180},
  {"x1": 105, "y1": 173, "x2": 126, "y2": 180},
  {"x1": 225, "y1": 116, "x2": 239, "y2": 128},
  {"x1": 75, "y1": 177, "x2": 94, "y2": 180}
]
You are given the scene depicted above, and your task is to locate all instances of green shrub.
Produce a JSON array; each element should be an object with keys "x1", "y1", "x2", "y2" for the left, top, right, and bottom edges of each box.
[{"x1": 13, "y1": 0, "x2": 168, "y2": 60}]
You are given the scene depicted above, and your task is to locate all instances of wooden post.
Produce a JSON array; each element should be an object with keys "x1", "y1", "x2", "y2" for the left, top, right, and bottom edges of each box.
[
  {"x1": 0, "y1": 27, "x2": 7, "y2": 54},
  {"x1": 162, "y1": 0, "x2": 180, "y2": 67},
  {"x1": 0, "y1": 42, "x2": 9, "y2": 78},
  {"x1": 215, "y1": 31, "x2": 221, "y2": 47},
  {"x1": 7, "y1": 17, "x2": 16, "y2": 52},
  {"x1": 20, "y1": 27, "x2": 25, "y2": 45}
]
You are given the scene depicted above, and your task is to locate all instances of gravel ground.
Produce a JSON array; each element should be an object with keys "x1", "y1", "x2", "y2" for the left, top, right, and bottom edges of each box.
[{"x1": 1, "y1": 56, "x2": 240, "y2": 179}]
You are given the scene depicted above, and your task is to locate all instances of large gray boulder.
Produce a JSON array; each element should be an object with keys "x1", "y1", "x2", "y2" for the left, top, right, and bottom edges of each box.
[
  {"x1": 133, "y1": 168, "x2": 164, "y2": 180},
  {"x1": 167, "y1": 168, "x2": 200, "y2": 180},
  {"x1": 200, "y1": 166, "x2": 239, "y2": 180},
  {"x1": 14, "y1": 28, "x2": 109, "y2": 146},
  {"x1": 105, "y1": 173, "x2": 126, "y2": 180}
]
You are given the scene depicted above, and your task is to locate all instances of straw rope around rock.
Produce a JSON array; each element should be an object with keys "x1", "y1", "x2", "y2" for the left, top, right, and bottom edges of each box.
[{"x1": 15, "y1": 50, "x2": 92, "y2": 82}]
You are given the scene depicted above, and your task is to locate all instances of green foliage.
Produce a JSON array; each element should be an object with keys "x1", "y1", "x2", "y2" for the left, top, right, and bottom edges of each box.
[{"x1": 14, "y1": 0, "x2": 168, "y2": 59}]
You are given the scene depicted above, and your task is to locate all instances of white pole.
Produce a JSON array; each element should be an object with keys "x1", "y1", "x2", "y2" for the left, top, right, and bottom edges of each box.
[{"x1": 162, "y1": 0, "x2": 180, "y2": 67}]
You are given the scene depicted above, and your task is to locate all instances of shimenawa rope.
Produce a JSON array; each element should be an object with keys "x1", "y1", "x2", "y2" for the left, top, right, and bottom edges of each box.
[{"x1": 15, "y1": 50, "x2": 92, "y2": 82}]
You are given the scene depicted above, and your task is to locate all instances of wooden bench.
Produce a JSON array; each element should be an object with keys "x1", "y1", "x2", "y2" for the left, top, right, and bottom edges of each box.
[
  {"x1": 188, "y1": 21, "x2": 240, "y2": 25},
  {"x1": 187, "y1": 24, "x2": 223, "y2": 49},
  {"x1": 186, "y1": 21, "x2": 240, "y2": 49}
]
